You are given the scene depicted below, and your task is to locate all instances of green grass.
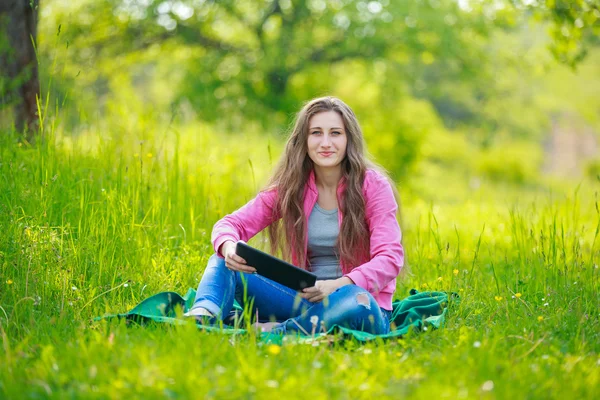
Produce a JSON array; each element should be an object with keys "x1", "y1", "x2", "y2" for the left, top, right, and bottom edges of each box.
[{"x1": 0, "y1": 123, "x2": 599, "y2": 399}]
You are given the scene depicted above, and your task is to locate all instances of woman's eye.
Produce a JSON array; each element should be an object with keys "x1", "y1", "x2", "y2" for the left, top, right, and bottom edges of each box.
[
  {"x1": 332, "y1": 131, "x2": 341, "y2": 135},
  {"x1": 311, "y1": 131, "x2": 321, "y2": 135}
]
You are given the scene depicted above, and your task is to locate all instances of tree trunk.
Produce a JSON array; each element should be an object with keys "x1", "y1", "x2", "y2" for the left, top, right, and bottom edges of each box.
[{"x1": 0, "y1": 0, "x2": 40, "y2": 141}]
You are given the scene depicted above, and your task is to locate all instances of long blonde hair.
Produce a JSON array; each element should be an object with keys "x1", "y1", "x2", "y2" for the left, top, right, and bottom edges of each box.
[{"x1": 265, "y1": 96, "x2": 398, "y2": 269}]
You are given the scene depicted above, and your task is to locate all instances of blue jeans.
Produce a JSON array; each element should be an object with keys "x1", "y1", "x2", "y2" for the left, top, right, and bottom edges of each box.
[{"x1": 191, "y1": 254, "x2": 392, "y2": 335}]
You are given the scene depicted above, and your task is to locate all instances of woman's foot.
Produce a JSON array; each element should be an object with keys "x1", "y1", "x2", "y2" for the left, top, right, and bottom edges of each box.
[
  {"x1": 253, "y1": 321, "x2": 280, "y2": 333},
  {"x1": 184, "y1": 307, "x2": 215, "y2": 324}
]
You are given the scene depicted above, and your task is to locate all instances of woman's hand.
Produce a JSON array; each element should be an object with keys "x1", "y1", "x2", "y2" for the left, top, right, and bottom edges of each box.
[
  {"x1": 300, "y1": 277, "x2": 354, "y2": 303},
  {"x1": 220, "y1": 241, "x2": 257, "y2": 274}
]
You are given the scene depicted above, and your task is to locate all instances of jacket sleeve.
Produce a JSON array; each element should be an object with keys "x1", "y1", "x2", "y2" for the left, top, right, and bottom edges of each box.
[
  {"x1": 345, "y1": 172, "x2": 404, "y2": 293},
  {"x1": 211, "y1": 189, "x2": 280, "y2": 257}
]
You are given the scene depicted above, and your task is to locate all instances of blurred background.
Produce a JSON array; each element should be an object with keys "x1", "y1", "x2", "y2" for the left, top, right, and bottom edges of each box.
[{"x1": 2, "y1": 0, "x2": 600, "y2": 196}]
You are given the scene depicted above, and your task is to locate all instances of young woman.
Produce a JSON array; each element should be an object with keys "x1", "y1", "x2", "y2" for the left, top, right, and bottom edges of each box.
[{"x1": 186, "y1": 96, "x2": 404, "y2": 335}]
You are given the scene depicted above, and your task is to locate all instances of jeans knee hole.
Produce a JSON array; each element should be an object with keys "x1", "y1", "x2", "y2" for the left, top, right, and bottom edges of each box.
[{"x1": 356, "y1": 293, "x2": 371, "y2": 310}]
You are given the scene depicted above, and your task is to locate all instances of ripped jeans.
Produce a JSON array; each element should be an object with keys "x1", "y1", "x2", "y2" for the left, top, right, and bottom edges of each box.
[{"x1": 190, "y1": 254, "x2": 392, "y2": 335}]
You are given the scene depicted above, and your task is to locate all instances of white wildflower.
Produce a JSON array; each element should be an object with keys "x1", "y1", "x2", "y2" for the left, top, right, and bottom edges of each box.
[
  {"x1": 265, "y1": 380, "x2": 278, "y2": 388},
  {"x1": 215, "y1": 365, "x2": 226, "y2": 374}
]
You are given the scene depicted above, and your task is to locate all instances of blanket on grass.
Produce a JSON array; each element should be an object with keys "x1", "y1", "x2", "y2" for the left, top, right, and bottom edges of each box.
[{"x1": 96, "y1": 289, "x2": 456, "y2": 343}]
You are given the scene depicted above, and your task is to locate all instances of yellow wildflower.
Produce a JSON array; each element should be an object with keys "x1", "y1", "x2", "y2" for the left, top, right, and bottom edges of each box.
[
  {"x1": 515, "y1": 293, "x2": 522, "y2": 298},
  {"x1": 537, "y1": 316, "x2": 544, "y2": 322},
  {"x1": 267, "y1": 344, "x2": 281, "y2": 355},
  {"x1": 453, "y1": 269, "x2": 459, "y2": 276},
  {"x1": 459, "y1": 288, "x2": 464, "y2": 292},
  {"x1": 437, "y1": 277, "x2": 443, "y2": 282},
  {"x1": 6, "y1": 279, "x2": 13, "y2": 285},
  {"x1": 147, "y1": 153, "x2": 153, "y2": 158},
  {"x1": 494, "y1": 296, "x2": 503, "y2": 302},
  {"x1": 421, "y1": 283, "x2": 428, "y2": 289}
]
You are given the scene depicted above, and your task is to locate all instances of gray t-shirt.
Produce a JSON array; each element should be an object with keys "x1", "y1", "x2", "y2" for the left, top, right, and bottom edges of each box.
[{"x1": 307, "y1": 203, "x2": 342, "y2": 280}]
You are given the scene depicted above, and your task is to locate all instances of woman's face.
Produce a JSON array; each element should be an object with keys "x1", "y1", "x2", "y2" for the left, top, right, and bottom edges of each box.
[{"x1": 306, "y1": 111, "x2": 348, "y2": 172}]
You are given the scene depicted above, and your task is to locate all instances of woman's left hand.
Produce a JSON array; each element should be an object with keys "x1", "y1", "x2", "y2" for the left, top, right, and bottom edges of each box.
[{"x1": 300, "y1": 277, "x2": 354, "y2": 303}]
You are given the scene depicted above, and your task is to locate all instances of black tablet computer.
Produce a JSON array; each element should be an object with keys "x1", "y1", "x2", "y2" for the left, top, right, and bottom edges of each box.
[{"x1": 235, "y1": 242, "x2": 317, "y2": 291}]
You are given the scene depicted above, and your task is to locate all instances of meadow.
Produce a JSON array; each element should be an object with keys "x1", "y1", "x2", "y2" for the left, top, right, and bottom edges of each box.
[{"x1": 0, "y1": 114, "x2": 598, "y2": 398}]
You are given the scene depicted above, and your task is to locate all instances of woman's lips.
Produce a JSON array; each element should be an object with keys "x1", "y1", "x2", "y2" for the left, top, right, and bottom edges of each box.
[{"x1": 319, "y1": 152, "x2": 334, "y2": 157}]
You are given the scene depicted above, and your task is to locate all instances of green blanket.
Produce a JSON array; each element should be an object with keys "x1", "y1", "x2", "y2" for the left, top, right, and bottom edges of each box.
[{"x1": 96, "y1": 289, "x2": 456, "y2": 343}]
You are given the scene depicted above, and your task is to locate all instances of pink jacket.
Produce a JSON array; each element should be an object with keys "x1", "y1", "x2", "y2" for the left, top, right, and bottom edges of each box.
[{"x1": 211, "y1": 168, "x2": 404, "y2": 310}]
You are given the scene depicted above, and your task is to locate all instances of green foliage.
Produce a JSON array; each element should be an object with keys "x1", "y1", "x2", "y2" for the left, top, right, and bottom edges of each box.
[
  {"x1": 519, "y1": 0, "x2": 600, "y2": 66},
  {"x1": 475, "y1": 140, "x2": 544, "y2": 184}
]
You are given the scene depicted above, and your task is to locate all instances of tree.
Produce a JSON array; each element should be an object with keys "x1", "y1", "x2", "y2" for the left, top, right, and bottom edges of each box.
[
  {"x1": 0, "y1": 0, "x2": 40, "y2": 141},
  {"x1": 46, "y1": 0, "x2": 498, "y2": 127}
]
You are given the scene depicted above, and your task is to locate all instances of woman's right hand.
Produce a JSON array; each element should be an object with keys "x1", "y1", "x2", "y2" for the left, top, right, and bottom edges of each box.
[{"x1": 220, "y1": 241, "x2": 257, "y2": 274}]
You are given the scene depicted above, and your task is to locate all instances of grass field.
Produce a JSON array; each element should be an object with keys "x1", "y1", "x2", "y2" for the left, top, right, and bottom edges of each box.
[{"x1": 0, "y1": 123, "x2": 599, "y2": 399}]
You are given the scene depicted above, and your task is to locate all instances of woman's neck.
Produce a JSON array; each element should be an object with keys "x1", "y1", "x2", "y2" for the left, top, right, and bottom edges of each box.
[{"x1": 314, "y1": 166, "x2": 342, "y2": 192}]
